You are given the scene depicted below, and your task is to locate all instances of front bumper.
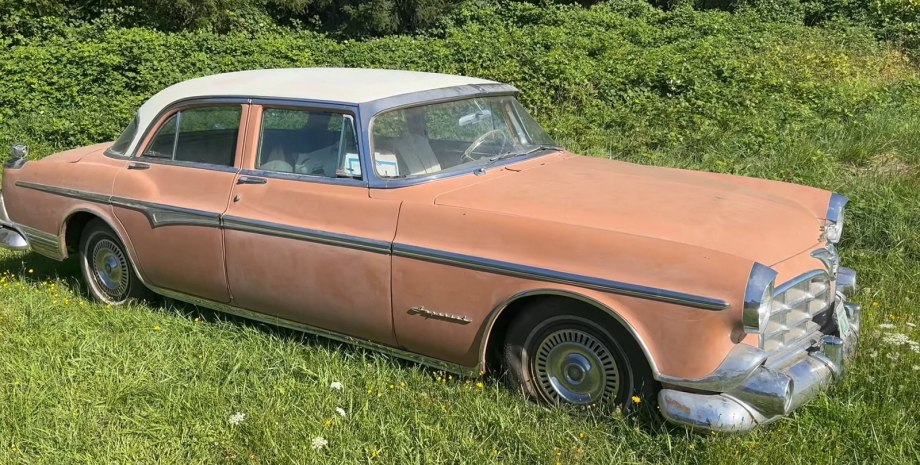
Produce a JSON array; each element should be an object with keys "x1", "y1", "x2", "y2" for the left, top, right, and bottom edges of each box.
[
  {"x1": 658, "y1": 275, "x2": 860, "y2": 432},
  {"x1": 0, "y1": 191, "x2": 29, "y2": 252}
]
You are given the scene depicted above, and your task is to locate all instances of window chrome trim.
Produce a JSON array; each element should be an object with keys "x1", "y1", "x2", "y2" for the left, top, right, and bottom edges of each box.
[
  {"x1": 222, "y1": 215, "x2": 391, "y2": 254},
  {"x1": 119, "y1": 97, "x2": 250, "y2": 160},
  {"x1": 392, "y1": 243, "x2": 730, "y2": 311},
  {"x1": 134, "y1": 157, "x2": 241, "y2": 173},
  {"x1": 237, "y1": 169, "x2": 367, "y2": 187}
]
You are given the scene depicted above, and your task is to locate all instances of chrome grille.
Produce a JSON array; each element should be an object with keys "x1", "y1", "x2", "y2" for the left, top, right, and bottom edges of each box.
[{"x1": 763, "y1": 271, "x2": 832, "y2": 353}]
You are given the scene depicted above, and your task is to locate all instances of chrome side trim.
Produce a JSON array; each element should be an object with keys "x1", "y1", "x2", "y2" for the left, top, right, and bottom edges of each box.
[
  {"x1": 238, "y1": 169, "x2": 367, "y2": 187},
  {"x1": 16, "y1": 181, "x2": 222, "y2": 229},
  {"x1": 16, "y1": 181, "x2": 110, "y2": 204},
  {"x1": 393, "y1": 243, "x2": 729, "y2": 311},
  {"x1": 222, "y1": 216, "x2": 391, "y2": 254},
  {"x1": 657, "y1": 343, "x2": 768, "y2": 392},
  {"x1": 110, "y1": 197, "x2": 220, "y2": 229},
  {"x1": 18, "y1": 224, "x2": 64, "y2": 260},
  {"x1": 480, "y1": 289, "x2": 661, "y2": 377},
  {"x1": 150, "y1": 285, "x2": 479, "y2": 376},
  {"x1": 408, "y1": 306, "x2": 472, "y2": 324},
  {"x1": 826, "y1": 193, "x2": 848, "y2": 223}
]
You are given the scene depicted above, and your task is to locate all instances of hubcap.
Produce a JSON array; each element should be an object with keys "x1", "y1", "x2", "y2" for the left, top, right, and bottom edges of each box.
[
  {"x1": 91, "y1": 238, "x2": 129, "y2": 301},
  {"x1": 534, "y1": 329, "x2": 620, "y2": 405}
]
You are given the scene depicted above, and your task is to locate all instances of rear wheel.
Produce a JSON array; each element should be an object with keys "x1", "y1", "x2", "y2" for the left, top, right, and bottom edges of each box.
[
  {"x1": 502, "y1": 297, "x2": 656, "y2": 410},
  {"x1": 79, "y1": 219, "x2": 150, "y2": 305}
]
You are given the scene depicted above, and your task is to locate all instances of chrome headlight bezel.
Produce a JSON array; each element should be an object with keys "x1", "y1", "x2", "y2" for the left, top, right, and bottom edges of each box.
[
  {"x1": 743, "y1": 263, "x2": 778, "y2": 338},
  {"x1": 824, "y1": 193, "x2": 848, "y2": 244}
]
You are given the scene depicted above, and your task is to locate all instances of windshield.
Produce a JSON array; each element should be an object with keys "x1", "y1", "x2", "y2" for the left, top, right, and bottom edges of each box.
[{"x1": 370, "y1": 96, "x2": 557, "y2": 178}]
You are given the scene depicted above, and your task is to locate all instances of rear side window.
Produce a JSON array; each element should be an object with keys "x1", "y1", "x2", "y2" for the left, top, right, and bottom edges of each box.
[
  {"x1": 256, "y1": 108, "x2": 360, "y2": 179},
  {"x1": 142, "y1": 106, "x2": 242, "y2": 167},
  {"x1": 105, "y1": 116, "x2": 139, "y2": 157}
]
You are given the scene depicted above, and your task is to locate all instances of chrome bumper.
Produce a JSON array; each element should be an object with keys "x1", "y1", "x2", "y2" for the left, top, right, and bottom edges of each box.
[
  {"x1": 658, "y1": 276, "x2": 860, "y2": 433},
  {"x1": 0, "y1": 191, "x2": 29, "y2": 252}
]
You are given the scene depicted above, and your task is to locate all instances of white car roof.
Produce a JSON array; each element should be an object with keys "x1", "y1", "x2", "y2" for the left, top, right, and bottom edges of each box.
[{"x1": 126, "y1": 68, "x2": 506, "y2": 157}]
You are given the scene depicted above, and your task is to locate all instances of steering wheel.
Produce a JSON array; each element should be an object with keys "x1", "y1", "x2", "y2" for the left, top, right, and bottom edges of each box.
[{"x1": 459, "y1": 129, "x2": 510, "y2": 164}]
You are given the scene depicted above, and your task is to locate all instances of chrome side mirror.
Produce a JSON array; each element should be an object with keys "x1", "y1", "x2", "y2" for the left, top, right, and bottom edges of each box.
[{"x1": 11, "y1": 144, "x2": 28, "y2": 159}]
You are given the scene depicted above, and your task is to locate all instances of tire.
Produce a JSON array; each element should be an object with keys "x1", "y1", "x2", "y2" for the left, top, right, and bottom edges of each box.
[
  {"x1": 79, "y1": 218, "x2": 150, "y2": 305},
  {"x1": 502, "y1": 297, "x2": 657, "y2": 411}
]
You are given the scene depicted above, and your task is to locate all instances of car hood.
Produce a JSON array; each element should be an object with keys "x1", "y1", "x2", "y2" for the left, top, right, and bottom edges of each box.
[{"x1": 433, "y1": 155, "x2": 824, "y2": 266}]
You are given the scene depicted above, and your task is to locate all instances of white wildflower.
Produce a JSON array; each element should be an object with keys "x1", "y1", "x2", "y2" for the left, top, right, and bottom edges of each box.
[
  {"x1": 330, "y1": 381, "x2": 343, "y2": 390},
  {"x1": 335, "y1": 407, "x2": 346, "y2": 417},
  {"x1": 879, "y1": 323, "x2": 896, "y2": 329},
  {"x1": 312, "y1": 436, "x2": 328, "y2": 450},
  {"x1": 913, "y1": 365, "x2": 920, "y2": 371},
  {"x1": 229, "y1": 412, "x2": 247, "y2": 426},
  {"x1": 882, "y1": 333, "x2": 912, "y2": 346}
]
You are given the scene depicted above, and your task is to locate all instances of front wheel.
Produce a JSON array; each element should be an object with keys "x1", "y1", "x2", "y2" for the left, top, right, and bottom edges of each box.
[
  {"x1": 502, "y1": 298, "x2": 657, "y2": 411},
  {"x1": 79, "y1": 218, "x2": 150, "y2": 305}
]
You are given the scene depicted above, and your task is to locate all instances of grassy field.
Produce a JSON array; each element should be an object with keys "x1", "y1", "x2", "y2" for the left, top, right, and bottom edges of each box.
[{"x1": 2, "y1": 1, "x2": 920, "y2": 463}]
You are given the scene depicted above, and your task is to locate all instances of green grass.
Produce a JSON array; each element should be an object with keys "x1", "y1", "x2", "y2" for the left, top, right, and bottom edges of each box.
[{"x1": 1, "y1": 161, "x2": 919, "y2": 464}]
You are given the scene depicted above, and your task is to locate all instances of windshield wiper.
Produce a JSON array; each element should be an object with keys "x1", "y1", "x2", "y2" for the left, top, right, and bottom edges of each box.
[{"x1": 478, "y1": 145, "x2": 564, "y2": 173}]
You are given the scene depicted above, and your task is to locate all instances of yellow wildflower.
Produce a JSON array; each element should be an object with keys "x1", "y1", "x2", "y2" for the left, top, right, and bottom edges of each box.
[
  {"x1": 400, "y1": 382, "x2": 406, "y2": 387},
  {"x1": 579, "y1": 433, "x2": 585, "y2": 438},
  {"x1": 28, "y1": 269, "x2": 33, "y2": 273},
  {"x1": 324, "y1": 420, "x2": 332, "y2": 426},
  {"x1": 632, "y1": 396, "x2": 642, "y2": 403},
  {"x1": 873, "y1": 302, "x2": 879, "y2": 306},
  {"x1": 153, "y1": 326, "x2": 161, "y2": 331},
  {"x1": 389, "y1": 384, "x2": 395, "y2": 389},
  {"x1": 476, "y1": 382, "x2": 484, "y2": 388}
]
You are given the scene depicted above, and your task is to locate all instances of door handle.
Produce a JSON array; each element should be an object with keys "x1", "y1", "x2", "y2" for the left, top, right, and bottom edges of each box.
[
  {"x1": 237, "y1": 176, "x2": 267, "y2": 185},
  {"x1": 127, "y1": 162, "x2": 150, "y2": 170}
]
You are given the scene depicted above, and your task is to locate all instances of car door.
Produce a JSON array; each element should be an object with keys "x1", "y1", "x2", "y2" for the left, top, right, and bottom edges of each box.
[
  {"x1": 112, "y1": 100, "x2": 249, "y2": 303},
  {"x1": 222, "y1": 102, "x2": 401, "y2": 346}
]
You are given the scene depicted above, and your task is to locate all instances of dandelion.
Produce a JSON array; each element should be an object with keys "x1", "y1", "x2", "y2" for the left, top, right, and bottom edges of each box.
[
  {"x1": 632, "y1": 396, "x2": 642, "y2": 404},
  {"x1": 880, "y1": 323, "x2": 896, "y2": 329},
  {"x1": 579, "y1": 433, "x2": 585, "y2": 438},
  {"x1": 400, "y1": 382, "x2": 406, "y2": 387},
  {"x1": 324, "y1": 420, "x2": 332, "y2": 426},
  {"x1": 311, "y1": 436, "x2": 328, "y2": 450},
  {"x1": 153, "y1": 326, "x2": 161, "y2": 331},
  {"x1": 336, "y1": 407, "x2": 346, "y2": 417},
  {"x1": 389, "y1": 384, "x2": 395, "y2": 389},
  {"x1": 28, "y1": 269, "x2": 33, "y2": 273},
  {"x1": 229, "y1": 412, "x2": 247, "y2": 425},
  {"x1": 872, "y1": 302, "x2": 879, "y2": 306},
  {"x1": 330, "y1": 381, "x2": 343, "y2": 390},
  {"x1": 476, "y1": 382, "x2": 484, "y2": 388},
  {"x1": 194, "y1": 317, "x2": 200, "y2": 322}
]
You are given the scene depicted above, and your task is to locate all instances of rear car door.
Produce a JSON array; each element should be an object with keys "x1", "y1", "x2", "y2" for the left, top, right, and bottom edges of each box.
[
  {"x1": 222, "y1": 102, "x2": 401, "y2": 346},
  {"x1": 111, "y1": 100, "x2": 248, "y2": 302}
]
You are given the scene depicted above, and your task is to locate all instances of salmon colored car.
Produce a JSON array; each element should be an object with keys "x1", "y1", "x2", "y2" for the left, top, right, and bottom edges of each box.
[{"x1": 0, "y1": 68, "x2": 859, "y2": 432}]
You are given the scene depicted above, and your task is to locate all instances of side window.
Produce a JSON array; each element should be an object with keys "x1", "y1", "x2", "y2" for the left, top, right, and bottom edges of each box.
[
  {"x1": 257, "y1": 108, "x2": 361, "y2": 179},
  {"x1": 141, "y1": 106, "x2": 242, "y2": 167}
]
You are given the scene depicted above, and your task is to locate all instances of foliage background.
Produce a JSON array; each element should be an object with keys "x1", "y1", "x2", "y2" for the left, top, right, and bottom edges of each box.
[{"x1": 1, "y1": 0, "x2": 919, "y2": 463}]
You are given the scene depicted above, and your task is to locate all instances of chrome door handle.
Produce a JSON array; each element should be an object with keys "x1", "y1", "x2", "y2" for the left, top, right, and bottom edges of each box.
[
  {"x1": 127, "y1": 162, "x2": 150, "y2": 170},
  {"x1": 237, "y1": 176, "x2": 267, "y2": 185}
]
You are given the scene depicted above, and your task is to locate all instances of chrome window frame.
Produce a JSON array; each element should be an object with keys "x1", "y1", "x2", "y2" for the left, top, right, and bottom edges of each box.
[{"x1": 248, "y1": 99, "x2": 368, "y2": 188}]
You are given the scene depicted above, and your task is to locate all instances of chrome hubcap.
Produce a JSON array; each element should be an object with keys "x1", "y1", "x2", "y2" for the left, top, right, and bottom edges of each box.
[
  {"x1": 92, "y1": 238, "x2": 129, "y2": 300},
  {"x1": 534, "y1": 329, "x2": 619, "y2": 405}
]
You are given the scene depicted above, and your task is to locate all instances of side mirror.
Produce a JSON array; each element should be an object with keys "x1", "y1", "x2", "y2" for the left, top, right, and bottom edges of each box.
[
  {"x1": 458, "y1": 109, "x2": 492, "y2": 127},
  {"x1": 11, "y1": 144, "x2": 28, "y2": 159}
]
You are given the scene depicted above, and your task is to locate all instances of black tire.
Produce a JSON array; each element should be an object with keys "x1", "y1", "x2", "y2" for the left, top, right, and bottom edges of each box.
[
  {"x1": 502, "y1": 297, "x2": 657, "y2": 411},
  {"x1": 79, "y1": 218, "x2": 150, "y2": 305}
]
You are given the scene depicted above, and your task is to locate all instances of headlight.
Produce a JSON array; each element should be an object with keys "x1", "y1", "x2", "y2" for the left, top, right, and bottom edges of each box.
[
  {"x1": 825, "y1": 193, "x2": 848, "y2": 244},
  {"x1": 743, "y1": 263, "x2": 778, "y2": 337}
]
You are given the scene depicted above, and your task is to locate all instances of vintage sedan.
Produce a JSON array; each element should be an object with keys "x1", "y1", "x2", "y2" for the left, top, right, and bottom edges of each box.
[{"x1": 0, "y1": 68, "x2": 859, "y2": 432}]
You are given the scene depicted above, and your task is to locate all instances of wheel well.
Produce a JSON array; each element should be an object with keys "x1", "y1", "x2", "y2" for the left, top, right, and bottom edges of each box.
[
  {"x1": 483, "y1": 293, "x2": 649, "y2": 374},
  {"x1": 63, "y1": 212, "x2": 99, "y2": 257}
]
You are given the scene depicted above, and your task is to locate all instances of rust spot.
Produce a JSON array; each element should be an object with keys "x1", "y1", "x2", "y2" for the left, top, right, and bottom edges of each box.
[{"x1": 664, "y1": 397, "x2": 692, "y2": 416}]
